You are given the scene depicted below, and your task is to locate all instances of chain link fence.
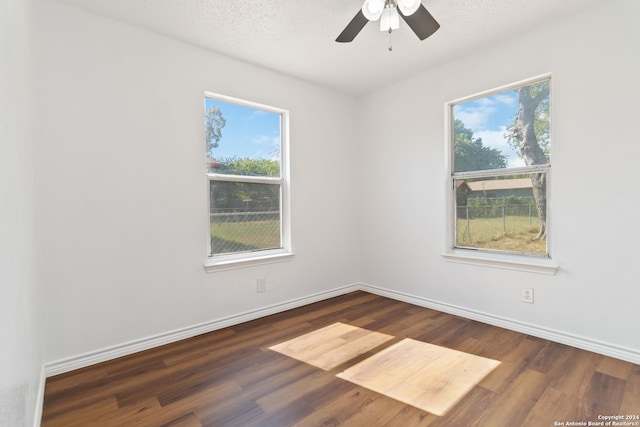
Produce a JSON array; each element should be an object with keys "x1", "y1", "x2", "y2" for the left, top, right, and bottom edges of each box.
[
  {"x1": 457, "y1": 202, "x2": 540, "y2": 243},
  {"x1": 210, "y1": 210, "x2": 281, "y2": 255}
]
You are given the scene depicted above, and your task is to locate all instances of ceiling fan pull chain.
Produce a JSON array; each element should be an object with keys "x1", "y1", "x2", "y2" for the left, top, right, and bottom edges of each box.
[{"x1": 388, "y1": 28, "x2": 393, "y2": 51}]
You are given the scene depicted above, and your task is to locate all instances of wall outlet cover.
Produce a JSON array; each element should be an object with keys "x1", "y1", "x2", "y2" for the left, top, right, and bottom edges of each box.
[{"x1": 522, "y1": 288, "x2": 534, "y2": 303}]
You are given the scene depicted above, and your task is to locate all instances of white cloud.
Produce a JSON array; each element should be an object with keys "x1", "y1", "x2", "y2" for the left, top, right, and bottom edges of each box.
[
  {"x1": 251, "y1": 134, "x2": 276, "y2": 145},
  {"x1": 494, "y1": 93, "x2": 517, "y2": 107},
  {"x1": 251, "y1": 134, "x2": 280, "y2": 161},
  {"x1": 455, "y1": 109, "x2": 489, "y2": 130},
  {"x1": 454, "y1": 100, "x2": 498, "y2": 131},
  {"x1": 454, "y1": 91, "x2": 518, "y2": 132},
  {"x1": 475, "y1": 127, "x2": 525, "y2": 168}
]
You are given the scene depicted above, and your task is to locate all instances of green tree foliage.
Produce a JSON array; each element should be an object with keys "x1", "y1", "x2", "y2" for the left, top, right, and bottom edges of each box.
[
  {"x1": 454, "y1": 119, "x2": 507, "y2": 172},
  {"x1": 213, "y1": 157, "x2": 280, "y2": 177},
  {"x1": 205, "y1": 106, "x2": 226, "y2": 155}
]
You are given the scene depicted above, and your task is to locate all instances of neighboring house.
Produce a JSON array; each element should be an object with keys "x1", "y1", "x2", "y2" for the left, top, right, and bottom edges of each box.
[
  {"x1": 458, "y1": 178, "x2": 534, "y2": 205},
  {"x1": 206, "y1": 157, "x2": 221, "y2": 170}
]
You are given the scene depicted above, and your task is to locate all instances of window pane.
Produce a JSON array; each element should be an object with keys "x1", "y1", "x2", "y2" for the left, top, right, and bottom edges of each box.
[
  {"x1": 453, "y1": 80, "x2": 550, "y2": 173},
  {"x1": 209, "y1": 181, "x2": 281, "y2": 256},
  {"x1": 205, "y1": 98, "x2": 281, "y2": 177},
  {"x1": 455, "y1": 174, "x2": 547, "y2": 256}
]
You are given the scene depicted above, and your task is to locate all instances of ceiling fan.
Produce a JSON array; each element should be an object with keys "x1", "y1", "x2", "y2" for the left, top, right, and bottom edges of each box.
[{"x1": 336, "y1": 0, "x2": 440, "y2": 43}]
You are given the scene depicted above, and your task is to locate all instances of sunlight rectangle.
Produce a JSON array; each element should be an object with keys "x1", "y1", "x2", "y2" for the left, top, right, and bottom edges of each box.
[
  {"x1": 269, "y1": 323, "x2": 394, "y2": 371},
  {"x1": 337, "y1": 338, "x2": 500, "y2": 416}
]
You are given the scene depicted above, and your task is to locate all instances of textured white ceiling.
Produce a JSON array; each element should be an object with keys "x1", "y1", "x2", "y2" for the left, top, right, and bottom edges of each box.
[{"x1": 58, "y1": 0, "x2": 603, "y2": 95}]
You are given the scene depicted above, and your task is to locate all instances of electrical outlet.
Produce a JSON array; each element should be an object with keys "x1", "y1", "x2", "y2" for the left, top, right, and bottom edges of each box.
[
  {"x1": 522, "y1": 288, "x2": 534, "y2": 304},
  {"x1": 257, "y1": 278, "x2": 266, "y2": 293}
]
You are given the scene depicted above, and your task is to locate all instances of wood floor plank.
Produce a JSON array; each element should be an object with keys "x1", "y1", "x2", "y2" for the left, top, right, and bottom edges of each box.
[
  {"x1": 339, "y1": 393, "x2": 412, "y2": 427},
  {"x1": 528, "y1": 340, "x2": 576, "y2": 377},
  {"x1": 473, "y1": 368, "x2": 551, "y2": 427},
  {"x1": 195, "y1": 399, "x2": 265, "y2": 427},
  {"x1": 520, "y1": 386, "x2": 585, "y2": 426},
  {"x1": 256, "y1": 374, "x2": 328, "y2": 412},
  {"x1": 42, "y1": 397, "x2": 119, "y2": 427},
  {"x1": 289, "y1": 388, "x2": 383, "y2": 427},
  {"x1": 247, "y1": 398, "x2": 316, "y2": 427},
  {"x1": 380, "y1": 405, "x2": 437, "y2": 427},
  {"x1": 159, "y1": 381, "x2": 244, "y2": 425},
  {"x1": 428, "y1": 386, "x2": 497, "y2": 427},
  {"x1": 479, "y1": 336, "x2": 546, "y2": 393},
  {"x1": 159, "y1": 412, "x2": 202, "y2": 427},
  {"x1": 42, "y1": 365, "x2": 109, "y2": 396},
  {"x1": 549, "y1": 347, "x2": 601, "y2": 397},
  {"x1": 95, "y1": 397, "x2": 163, "y2": 426},
  {"x1": 41, "y1": 291, "x2": 640, "y2": 427},
  {"x1": 596, "y1": 352, "x2": 634, "y2": 380},
  {"x1": 43, "y1": 360, "x2": 166, "y2": 420},
  {"x1": 413, "y1": 316, "x2": 469, "y2": 345},
  {"x1": 584, "y1": 371, "x2": 626, "y2": 416},
  {"x1": 621, "y1": 364, "x2": 640, "y2": 414}
]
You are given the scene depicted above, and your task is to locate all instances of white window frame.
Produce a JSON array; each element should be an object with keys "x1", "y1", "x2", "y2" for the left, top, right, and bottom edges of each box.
[
  {"x1": 204, "y1": 93, "x2": 293, "y2": 272},
  {"x1": 442, "y1": 75, "x2": 558, "y2": 275}
]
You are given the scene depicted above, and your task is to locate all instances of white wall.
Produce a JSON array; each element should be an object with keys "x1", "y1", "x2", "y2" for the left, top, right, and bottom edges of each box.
[
  {"x1": 0, "y1": 0, "x2": 42, "y2": 425},
  {"x1": 35, "y1": 0, "x2": 360, "y2": 364},
  {"x1": 358, "y1": 0, "x2": 640, "y2": 356}
]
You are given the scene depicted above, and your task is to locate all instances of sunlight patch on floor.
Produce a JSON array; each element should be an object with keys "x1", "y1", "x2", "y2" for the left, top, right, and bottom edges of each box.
[
  {"x1": 337, "y1": 338, "x2": 501, "y2": 416},
  {"x1": 269, "y1": 322, "x2": 394, "y2": 370}
]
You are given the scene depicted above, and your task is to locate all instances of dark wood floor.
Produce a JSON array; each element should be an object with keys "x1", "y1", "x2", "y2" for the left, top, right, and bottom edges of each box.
[{"x1": 42, "y1": 291, "x2": 640, "y2": 426}]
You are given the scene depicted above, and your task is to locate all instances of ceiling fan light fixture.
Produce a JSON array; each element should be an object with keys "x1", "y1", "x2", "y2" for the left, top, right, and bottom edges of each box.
[
  {"x1": 336, "y1": 0, "x2": 438, "y2": 44},
  {"x1": 397, "y1": 0, "x2": 421, "y2": 16},
  {"x1": 380, "y1": 5, "x2": 400, "y2": 32},
  {"x1": 362, "y1": 0, "x2": 384, "y2": 21}
]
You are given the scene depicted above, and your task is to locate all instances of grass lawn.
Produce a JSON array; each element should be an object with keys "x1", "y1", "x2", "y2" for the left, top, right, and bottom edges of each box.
[
  {"x1": 211, "y1": 216, "x2": 545, "y2": 256},
  {"x1": 210, "y1": 220, "x2": 281, "y2": 255},
  {"x1": 457, "y1": 216, "x2": 546, "y2": 255}
]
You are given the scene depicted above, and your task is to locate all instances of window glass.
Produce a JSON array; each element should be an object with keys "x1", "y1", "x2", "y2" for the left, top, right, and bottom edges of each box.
[
  {"x1": 209, "y1": 181, "x2": 281, "y2": 255},
  {"x1": 450, "y1": 78, "x2": 550, "y2": 257},
  {"x1": 454, "y1": 174, "x2": 545, "y2": 255},
  {"x1": 205, "y1": 95, "x2": 288, "y2": 260},
  {"x1": 205, "y1": 99, "x2": 281, "y2": 177}
]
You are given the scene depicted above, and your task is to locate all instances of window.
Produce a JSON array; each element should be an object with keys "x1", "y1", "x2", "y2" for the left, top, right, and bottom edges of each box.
[
  {"x1": 204, "y1": 93, "x2": 292, "y2": 270},
  {"x1": 447, "y1": 76, "x2": 551, "y2": 263}
]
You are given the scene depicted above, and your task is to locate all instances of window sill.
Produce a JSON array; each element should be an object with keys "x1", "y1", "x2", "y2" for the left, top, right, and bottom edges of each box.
[
  {"x1": 204, "y1": 250, "x2": 295, "y2": 273},
  {"x1": 441, "y1": 250, "x2": 558, "y2": 275}
]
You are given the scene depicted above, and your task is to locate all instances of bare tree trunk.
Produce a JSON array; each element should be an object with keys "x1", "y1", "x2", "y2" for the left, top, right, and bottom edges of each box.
[
  {"x1": 530, "y1": 172, "x2": 546, "y2": 240},
  {"x1": 512, "y1": 85, "x2": 549, "y2": 240}
]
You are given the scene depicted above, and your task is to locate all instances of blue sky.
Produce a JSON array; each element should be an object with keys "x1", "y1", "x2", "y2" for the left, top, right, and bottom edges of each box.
[
  {"x1": 205, "y1": 98, "x2": 281, "y2": 161},
  {"x1": 453, "y1": 90, "x2": 525, "y2": 168}
]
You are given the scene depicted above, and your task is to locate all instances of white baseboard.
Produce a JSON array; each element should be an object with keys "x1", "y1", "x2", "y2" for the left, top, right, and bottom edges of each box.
[
  {"x1": 33, "y1": 365, "x2": 45, "y2": 427},
  {"x1": 44, "y1": 281, "x2": 640, "y2": 378},
  {"x1": 359, "y1": 283, "x2": 640, "y2": 365},
  {"x1": 44, "y1": 284, "x2": 360, "y2": 377}
]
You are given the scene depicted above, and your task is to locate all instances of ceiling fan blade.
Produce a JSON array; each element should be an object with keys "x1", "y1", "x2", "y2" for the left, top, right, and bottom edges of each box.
[
  {"x1": 399, "y1": 4, "x2": 440, "y2": 41},
  {"x1": 336, "y1": 10, "x2": 369, "y2": 43}
]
